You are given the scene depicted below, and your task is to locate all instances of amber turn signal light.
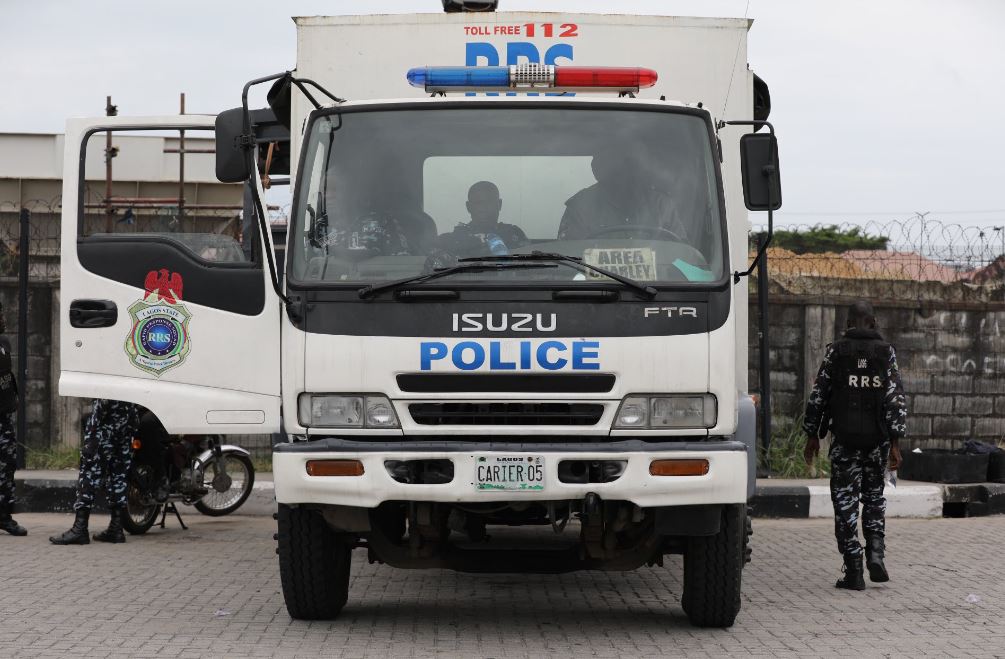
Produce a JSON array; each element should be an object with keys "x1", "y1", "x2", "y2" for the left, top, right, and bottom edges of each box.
[
  {"x1": 131, "y1": 438, "x2": 142, "y2": 450},
  {"x1": 649, "y1": 458, "x2": 709, "y2": 476},
  {"x1": 306, "y1": 459, "x2": 365, "y2": 477}
]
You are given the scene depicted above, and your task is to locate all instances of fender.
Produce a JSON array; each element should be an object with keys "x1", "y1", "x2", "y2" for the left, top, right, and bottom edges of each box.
[{"x1": 196, "y1": 444, "x2": 251, "y2": 467}]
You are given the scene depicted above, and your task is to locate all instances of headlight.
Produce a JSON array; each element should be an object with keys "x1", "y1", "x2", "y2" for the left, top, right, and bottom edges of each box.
[
  {"x1": 615, "y1": 396, "x2": 649, "y2": 427},
  {"x1": 298, "y1": 394, "x2": 400, "y2": 429},
  {"x1": 614, "y1": 395, "x2": 716, "y2": 429},
  {"x1": 365, "y1": 396, "x2": 398, "y2": 428}
]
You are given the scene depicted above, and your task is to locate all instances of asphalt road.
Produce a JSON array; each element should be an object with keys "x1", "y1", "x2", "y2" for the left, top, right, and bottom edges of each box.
[{"x1": 1, "y1": 514, "x2": 1003, "y2": 658}]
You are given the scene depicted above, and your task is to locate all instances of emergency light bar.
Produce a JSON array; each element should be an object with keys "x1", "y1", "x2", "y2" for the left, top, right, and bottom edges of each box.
[{"x1": 406, "y1": 64, "x2": 658, "y2": 93}]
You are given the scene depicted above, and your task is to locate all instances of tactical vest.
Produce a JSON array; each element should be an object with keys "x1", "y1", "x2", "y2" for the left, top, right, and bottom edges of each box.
[
  {"x1": 828, "y1": 335, "x2": 889, "y2": 449},
  {"x1": 0, "y1": 338, "x2": 17, "y2": 414}
]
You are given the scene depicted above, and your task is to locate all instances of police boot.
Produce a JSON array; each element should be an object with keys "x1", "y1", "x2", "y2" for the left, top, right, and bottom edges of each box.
[
  {"x1": 865, "y1": 535, "x2": 889, "y2": 583},
  {"x1": 92, "y1": 507, "x2": 126, "y2": 544},
  {"x1": 835, "y1": 553, "x2": 866, "y2": 591},
  {"x1": 0, "y1": 504, "x2": 27, "y2": 536},
  {"x1": 49, "y1": 509, "x2": 90, "y2": 545}
]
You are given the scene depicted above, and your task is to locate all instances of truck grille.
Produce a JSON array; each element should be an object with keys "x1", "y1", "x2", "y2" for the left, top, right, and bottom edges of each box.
[{"x1": 408, "y1": 402, "x2": 605, "y2": 426}]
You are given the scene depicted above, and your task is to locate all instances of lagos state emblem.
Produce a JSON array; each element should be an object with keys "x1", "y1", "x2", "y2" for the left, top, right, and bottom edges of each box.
[{"x1": 125, "y1": 269, "x2": 192, "y2": 377}]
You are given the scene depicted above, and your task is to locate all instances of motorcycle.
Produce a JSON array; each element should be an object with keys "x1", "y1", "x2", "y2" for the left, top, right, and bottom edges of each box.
[{"x1": 122, "y1": 412, "x2": 256, "y2": 534}]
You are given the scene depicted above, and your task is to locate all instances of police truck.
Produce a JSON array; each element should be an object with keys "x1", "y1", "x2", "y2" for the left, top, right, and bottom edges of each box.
[{"x1": 59, "y1": 10, "x2": 780, "y2": 628}]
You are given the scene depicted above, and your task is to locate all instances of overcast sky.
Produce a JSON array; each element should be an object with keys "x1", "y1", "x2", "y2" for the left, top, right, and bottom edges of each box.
[{"x1": 2, "y1": 0, "x2": 1003, "y2": 229}]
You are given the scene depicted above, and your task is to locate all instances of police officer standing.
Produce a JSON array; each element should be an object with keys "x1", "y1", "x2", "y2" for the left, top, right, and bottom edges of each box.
[
  {"x1": 50, "y1": 399, "x2": 140, "y2": 545},
  {"x1": 803, "y1": 300, "x2": 907, "y2": 590},
  {"x1": 0, "y1": 309, "x2": 25, "y2": 537}
]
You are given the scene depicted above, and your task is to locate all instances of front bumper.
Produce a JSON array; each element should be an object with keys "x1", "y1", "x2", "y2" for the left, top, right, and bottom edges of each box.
[{"x1": 273, "y1": 438, "x2": 748, "y2": 509}]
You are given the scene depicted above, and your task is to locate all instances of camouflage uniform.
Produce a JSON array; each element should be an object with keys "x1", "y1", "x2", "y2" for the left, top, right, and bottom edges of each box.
[
  {"x1": 803, "y1": 328, "x2": 907, "y2": 558},
  {"x1": 0, "y1": 412, "x2": 16, "y2": 510},
  {"x1": 72, "y1": 399, "x2": 140, "y2": 511},
  {"x1": 0, "y1": 334, "x2": 18, "y2": 512}
]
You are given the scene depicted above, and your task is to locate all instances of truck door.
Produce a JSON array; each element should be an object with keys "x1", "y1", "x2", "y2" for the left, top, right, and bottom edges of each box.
[{"x1": 59, "y1": 116, "x2": 281, "y2": 433}]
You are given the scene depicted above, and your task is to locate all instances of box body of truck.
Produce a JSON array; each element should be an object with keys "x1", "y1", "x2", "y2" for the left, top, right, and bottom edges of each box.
[{"x1": 59, "y1": 12, "x2": 774, "y2": 628}]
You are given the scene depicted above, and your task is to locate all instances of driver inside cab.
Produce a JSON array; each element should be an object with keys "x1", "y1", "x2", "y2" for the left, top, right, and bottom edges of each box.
[
  {"x1": 557, "y1": 146, "x2": 690, "y2": 242},
  {"x1": 427, "y1": 181, "x2": 528, "y2": 269}
]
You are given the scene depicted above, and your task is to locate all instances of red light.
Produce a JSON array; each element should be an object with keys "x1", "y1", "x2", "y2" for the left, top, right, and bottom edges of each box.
[{"x1": 553, "y1": 67, "x2": 658, "y2": 89}]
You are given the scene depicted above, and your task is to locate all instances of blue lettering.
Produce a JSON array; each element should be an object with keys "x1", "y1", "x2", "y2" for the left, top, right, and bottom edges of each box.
[
  {"x1": 572, "y1": 341, "x2": 600, "y2": 370},
  {"x1": 452, "y1": 341, "x2": 486, "y2": 370},
  {"x1": 506, "y1": 42, "x2": 540, "y2": 64},
  {"x1": 420, "y1": 342, "x2": 448, "y2": 371},
  {"x1": 537, "y1": 341, "x2": 568, "y2": 371},
  {"x1": 489, "y1": 342, "x2": 516, "y2": 370},
  {"x1": 544, "y1": 43, "x2": 574, "y2": 65},
  {"x1": 520, "y1": 341, "x2": 532, "y2": 370}
]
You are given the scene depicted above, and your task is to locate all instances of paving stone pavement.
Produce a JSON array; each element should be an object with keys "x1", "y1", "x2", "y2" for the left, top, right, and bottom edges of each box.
[{"x1": 1, "y1": 513, "x2": 1003, "y2": 658}]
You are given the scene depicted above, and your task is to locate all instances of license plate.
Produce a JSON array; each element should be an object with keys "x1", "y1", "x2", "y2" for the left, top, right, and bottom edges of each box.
[{"x1": 475, "y1": 455, "x2": 545, "y2": 491}]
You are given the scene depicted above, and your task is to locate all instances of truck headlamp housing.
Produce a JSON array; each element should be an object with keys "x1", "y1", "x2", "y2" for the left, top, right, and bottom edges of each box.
[
  {"x1": 298, "y1": 394, "x2": 400, "y2": 429},
  {"x1": 614, "y1": 395, "x2": 716, "y2": 429}
]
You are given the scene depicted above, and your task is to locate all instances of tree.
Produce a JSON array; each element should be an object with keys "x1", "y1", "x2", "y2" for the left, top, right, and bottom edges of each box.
[{"x1": 769, "y1": 225, "x2": 889, "y2": 254}]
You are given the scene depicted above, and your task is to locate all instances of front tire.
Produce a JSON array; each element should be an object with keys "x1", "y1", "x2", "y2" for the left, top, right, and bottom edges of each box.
[
  {"x1": 681, "y1": 503, "x2": 745, "y2": 628},
  {"x1": 194, "y1": 453, "x2": 255, "y2": 517},
  {"x1": 277, "y1": 504, "x2": 352, "y2": 620}
]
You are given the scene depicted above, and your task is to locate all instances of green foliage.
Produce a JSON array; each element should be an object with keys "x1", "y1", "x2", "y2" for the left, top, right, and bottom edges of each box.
[
  {"x1": 759, "y1": 414, "x2": 830, "y2": 479},
  {"x1": 252, "y1": 455, "x2": 272, "y2": 474},
  {"x1": 771, "y1": 224, "x2": 889, "y2": 254},
  {"x1": 25, "y1": 445, "x2": 81, "y2": 470}
]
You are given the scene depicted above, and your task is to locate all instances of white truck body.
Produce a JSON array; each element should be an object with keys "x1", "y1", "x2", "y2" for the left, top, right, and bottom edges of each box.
[{"x1": 60, "y1": 11, "x2": 772, "y2": 627}]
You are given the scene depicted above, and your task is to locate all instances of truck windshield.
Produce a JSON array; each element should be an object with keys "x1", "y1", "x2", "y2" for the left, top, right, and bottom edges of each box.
[{"x1": 289, "y1": 106, "x2": 725, "y2": 286}]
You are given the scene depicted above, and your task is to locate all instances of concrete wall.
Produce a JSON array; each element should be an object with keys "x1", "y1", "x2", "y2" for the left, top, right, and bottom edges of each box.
[{"x1": 749, "y1": 289, "x2": 1005, "y2": 449}]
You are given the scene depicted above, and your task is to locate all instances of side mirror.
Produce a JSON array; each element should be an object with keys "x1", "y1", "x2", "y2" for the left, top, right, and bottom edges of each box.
[
  {"x1": 216, "y1": 107, "x2": 293, "y2": 183},
  {"x1": 215, "y1": 107, "x2": 250, "y2": 183},
  {"x1": 739, "y1": 132, "x2": 782, "y2": 211}
]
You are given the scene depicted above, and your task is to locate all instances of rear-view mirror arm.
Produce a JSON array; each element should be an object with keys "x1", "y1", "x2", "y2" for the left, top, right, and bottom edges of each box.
[{"x1": 723, "y1": 119, "x2": 777, "y2": 283}]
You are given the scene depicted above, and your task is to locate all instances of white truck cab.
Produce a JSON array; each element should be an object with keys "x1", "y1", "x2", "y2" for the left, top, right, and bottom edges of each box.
[{"x1": 60, "y1": 12, "x2": 779, "y2": 628}]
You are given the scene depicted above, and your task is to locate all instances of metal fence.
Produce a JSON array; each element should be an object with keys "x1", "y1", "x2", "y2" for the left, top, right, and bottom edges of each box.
[
  {"x1": 751, "y1": 216, "x2": 1005, "y2": 296},
  {"x1": 0, "y1": 197, "x2": 62, "y2": 281}
]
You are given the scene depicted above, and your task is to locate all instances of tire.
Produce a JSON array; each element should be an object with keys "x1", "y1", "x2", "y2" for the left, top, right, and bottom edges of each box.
[
  {"x1": 277, "y1": 504, "x2": 352, "y2": 620},
  {"x1": 194, "y1": 453, "x2": 255, "y2": 517},
  {"x1": 122, "y1": 464, "x2": 160, "y2": 535},
  {"x1": 681, "y1": 503, "x2": 745, "y2": 628}
]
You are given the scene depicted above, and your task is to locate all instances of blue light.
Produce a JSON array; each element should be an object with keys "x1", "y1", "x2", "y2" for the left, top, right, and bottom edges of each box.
[{"x1": 406, "y1": 66, "x2": 510, "y2": 89}]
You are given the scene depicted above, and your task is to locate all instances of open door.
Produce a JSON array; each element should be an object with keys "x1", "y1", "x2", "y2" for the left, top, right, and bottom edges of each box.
[{"x1": 59, "y1": 115, "x2": 281, "y2": 433}]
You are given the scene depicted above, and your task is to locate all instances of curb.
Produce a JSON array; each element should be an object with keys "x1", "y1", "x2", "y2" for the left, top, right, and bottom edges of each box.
[
  {"x1": 751, "y1": 482, "x2": 1003, "y2": 518},
  {"x1": 13, "y1": 473, "x2": 1005, "y2": 519},
  {"x1": 13, "y1": 476, "x2": 278, "y2": 517}
]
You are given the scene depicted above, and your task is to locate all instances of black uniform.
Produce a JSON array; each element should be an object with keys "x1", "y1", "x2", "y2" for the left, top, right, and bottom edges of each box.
[
  {"x1": 72, "y1": 399, "x2": 140, "y2": 511},
  {"x1": 803, "y1": 328, "x2": 907, "y2": 558},
  {"x1": 425, "y1": 222, "x2": 529, "y2": 271},
  {"x1": 0, "y1": 336, "x2": 18, "y2": 511}
]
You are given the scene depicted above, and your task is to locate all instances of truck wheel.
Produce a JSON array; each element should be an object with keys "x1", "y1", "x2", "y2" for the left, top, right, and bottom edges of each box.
[
  {"x1": 277, "y1": 503, "x2": 352, "y2": 620},
  {"x1": 681, "y1": 503, "x2": 745, "y2": 628}
]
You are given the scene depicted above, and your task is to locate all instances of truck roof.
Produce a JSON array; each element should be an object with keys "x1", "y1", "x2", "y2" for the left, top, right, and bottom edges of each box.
[
  {"x1": 319, "y1": 94, "x2": 705, "y2": 114},
  {"x1": 293, "y1": 13, "x2": 752, "y2": 31}
]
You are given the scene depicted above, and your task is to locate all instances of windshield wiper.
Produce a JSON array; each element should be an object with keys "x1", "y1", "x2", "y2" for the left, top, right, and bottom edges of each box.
[
  {"x1": 357, "y1": 262, "x2": 558, "y2": 299},
  {"x1": 458, "y1": 251, "x2": 658, "y2": 299}
]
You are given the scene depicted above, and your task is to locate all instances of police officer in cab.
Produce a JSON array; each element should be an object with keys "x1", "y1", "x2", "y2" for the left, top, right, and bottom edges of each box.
[{"x1": 803, "y1": 300, "x2": 907, "y2": 590}]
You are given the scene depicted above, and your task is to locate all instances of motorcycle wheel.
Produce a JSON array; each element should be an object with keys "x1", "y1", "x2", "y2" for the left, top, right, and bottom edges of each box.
[
  {"x1": 194, "y1": 453, "x2": 256, "y2": 517},
  {"x1": 122, "y1": 465, "x2": 161, "y2": 535}
]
